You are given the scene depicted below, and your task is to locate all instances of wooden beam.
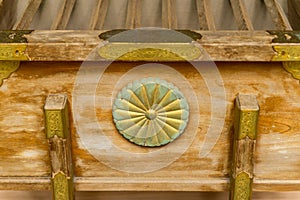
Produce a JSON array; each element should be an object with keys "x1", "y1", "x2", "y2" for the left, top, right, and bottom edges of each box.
[
  {"x1": 230, "y1": 0, "x2": 253, "y2": 30},
  {"x1": 0, "y1": 30, "x2": 291, "y2": 62},
  {"x1": 264, "y1": 0, "x2": 292, "y2": 30},
  {"x1": 125, "y1": 0, "x2": 142, "y2": 29},
  {"x1": 195, "y1": 0, "x2": 216, "y2": 31},
  {"x1": 162, "y1": 0, "x2": 177, "y2": 29},
  {"x1": 51, "y1": 0, "x2": 76, "y2": 30},
  {"x1": 288, "y1": 0, "x2": 300, "y2": 30},
  {"x1": 230, "y1": 94, "x2": 259, "y2": 200},
  {"x1": 13, "y1": 0, "x2": 42, "y2": 30},
  {"x1": 89, "y1": 0, "x2": 109, "y2": 30},
  {"x1": 44, "y1": 94, "x2": 74, "y2": 200}
]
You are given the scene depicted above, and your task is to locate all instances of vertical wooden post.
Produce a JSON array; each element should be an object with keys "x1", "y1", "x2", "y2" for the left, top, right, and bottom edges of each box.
[
  {"x1": 230, "y1": 94, "x2": 259, "y2": 200},
  {"x1": 44, "y1": 94, "x2": 74, "y2": 200}
]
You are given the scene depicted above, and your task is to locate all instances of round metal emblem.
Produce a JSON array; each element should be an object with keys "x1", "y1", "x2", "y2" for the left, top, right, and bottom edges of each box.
[{"x1": 112, "y1": 78, "x2": 189, "y2": 147}]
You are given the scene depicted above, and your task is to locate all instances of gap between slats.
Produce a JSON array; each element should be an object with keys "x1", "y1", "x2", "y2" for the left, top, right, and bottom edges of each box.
[
  {"x1": 51, "y1": 0, "x2": 76, "y2": 30},
  {"x1": 13, "y1": 0, "x2": 42, "y2": 30},
  {"x1": 230, "y1": 0, "x2": 253, "y2": 30},
  {"x1": 89, "y1": 0, "x2": 109, "y2": 30},
  {"x1": 162, "y1": 0, "x2": 177, "y2": 29},
  {"x1": 195, "y1": 0, "x2": 216, "y2": 31},
  {"x1": 263, "y1": 0, "x2": 292, "y2": 30},
  {"x1": 125, "y1": 0, "x2": 142, "y2": 29}
]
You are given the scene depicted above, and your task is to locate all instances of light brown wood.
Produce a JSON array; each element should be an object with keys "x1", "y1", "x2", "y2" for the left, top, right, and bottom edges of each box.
[
  {"x1": 195, "y1": 0, "x2": 216, "y2": 31},
  {"x1": 288, "y1": 0, "x2": 300, "y2": 30},
  {"x1": 22, "y1": 30, "x2": 278, "y2": 61},
  {"x1": 263, "y1": 0, "x2": 292, "y2": 30},
  {"x1": 89, "y1": 0, "x2": 109, "y2": 30},
  {"x1": 125, "y1": 0, "x2": 142, "y2": 29},
  {"x1": 162, "y1": 0, "x2": 177, "y2": 29},
  {"x1": 230, "y1": 0, "x2": 253, "y2": 30},
  {"x1": 50, "y1": 0, "x2": 76, "y2": 30},
  {"x1": 0, "y1": 61, "x2": 300, "y2": 192},
  {"x1": 13, "y1": 0, "x2": 42, "y2": 30}
]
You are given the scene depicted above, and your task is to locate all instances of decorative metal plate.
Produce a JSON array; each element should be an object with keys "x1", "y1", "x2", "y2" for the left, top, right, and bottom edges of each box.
[{"x1": 112, "y1": 78, "x2": 189, "y2": 147}]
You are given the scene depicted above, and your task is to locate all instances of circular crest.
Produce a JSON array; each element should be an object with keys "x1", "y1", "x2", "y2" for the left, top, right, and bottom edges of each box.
[{"x1": 112, "y1": 78, "x2": 189, "y2": 147}]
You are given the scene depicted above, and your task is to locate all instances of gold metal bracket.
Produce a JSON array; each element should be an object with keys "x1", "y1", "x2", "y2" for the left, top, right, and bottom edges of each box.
[
  {"x1": 282, "y1": 61, "x2": 300, "y2": 81},
  {"x1": 268, "y1": 31, "x2": 300, "y2": 61},
  {"x1": 0, "y1": 61, "x2": 20, "y2": 87},
  {"x1": 0, "y1": 30, "x2": 31, "y2": 61},
  {"x1": 230, "y1": 94, "x2": 259, "y2": 200},
  {"x1": 44, "y1": 94, "x2": 74, "y2": 200},
  {"x1": 272, "y1": 46, "x2": 300, "y2": 61},
  {"x1": 98, "y1": 29, "x2": 202, "y2": 61}
]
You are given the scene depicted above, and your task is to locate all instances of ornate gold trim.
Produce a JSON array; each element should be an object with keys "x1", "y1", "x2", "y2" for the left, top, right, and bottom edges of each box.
[
  {"x1": 230, "y1": 94, "x2": 259, "y2": 200},
  {"x1": 98, "y1": 43, "x2": 201, "y2": 61},
  {"x1": 44, "y1": 94, "x2": 74, "y2": 200},
  {"x1": 52, "y1": 172, "x2": 72, "y2": 200},
  {"x1": 272, "y1": 46, "x2": 300, "y2": 61},
  {"x1": 232, "y1": 172, "x2": 252, "y2": 200},
  {"x1": 0, "y1": 44, "x2": 28, "y2": 60},
  {"x1": 0, "y1": 61, "x2": 20, "y2": 87},
  {"x1": 282, "y1": 61, "x2": 300, "y2": 81}
]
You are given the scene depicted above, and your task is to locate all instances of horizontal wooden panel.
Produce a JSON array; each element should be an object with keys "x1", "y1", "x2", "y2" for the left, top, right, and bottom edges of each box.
[
  {"x1": 0, "y1": 61, "x2": 300, "y2": 192},
  {"x1": 21, "y1": 30, "x2": 283, "y2": 61}
]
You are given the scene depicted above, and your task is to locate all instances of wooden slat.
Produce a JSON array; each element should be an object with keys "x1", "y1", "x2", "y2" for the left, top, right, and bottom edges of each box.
[
  {"x1": 288, "y1": 0, "x2": 300, "y2": 30},
  {"x1": 89, "y1": 0, "x2": 109, "y2": 30},
  {"x1": 51, "y1": 0, "x2": 76, "y2": 30},
  {"x1": 0, "y1": 0, "x2": 15, "y2": 29},
  {"x1": 162, "y1": 0, "x2": 177, "y2": 29},
  {"x1": 125, "y1": 0, "x2": 142, "y2": 29},
  {"x1": 13, "y1": 0, "x2": 42, "y2": 30},
  {"x1": 195, "y1": 0, "x2": 216, "y2": 31},
  {"x1": 264, "y1": 0, "x2": 292, "y2": 30},
  {"x1": 230, "y1": 0, "x2": 253, "y2": 30}
]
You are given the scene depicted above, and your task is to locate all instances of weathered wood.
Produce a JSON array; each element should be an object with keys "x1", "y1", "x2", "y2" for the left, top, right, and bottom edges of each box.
[
  {"x1": 230, "y1": 94, "x2": 259, "y2": 200},
  {"x1": 230, "y1": 0, "x2": 253, "y2": 31},
  {"x1": 51, "y1": 0, "x2": 76, "y2": 30},
  {"x1": 288, "y1": 0, "x2": 300, "y2": 30},
  {"x1": 0, "y1": 177, "x2": 50, "y2": 190},
  {"x1": 44, "y1": 94, "x2": 74, "y2": 200},
  {"x1": 89, "y1": 0, "x2": 109, "y2": 30},
  {"x1": 125, "y1": 0, "x2": 142, "y2": 29},
  {"x1": 195, "y1": 0, "x2": 216, "y2": 31},
  {"x1": 21, "y1": 30, "x2": 280, "y2": 61},
  {"x1": 263, "y1": 0, "x2": 292, "y2": 30},
  {"x1": 162, "y1": 0, "x2": 177, "y2": 29},
  {"x1": 13, "y1": 0, "x2": 42, "y2": 30},
  {"x1": 1, "y1": 61, "x2": 299, "y2": 191}
]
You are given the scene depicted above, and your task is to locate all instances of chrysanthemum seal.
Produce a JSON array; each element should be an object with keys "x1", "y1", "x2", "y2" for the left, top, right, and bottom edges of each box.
[{"x1": 112, "y1": 78, "x2": 189, "y2": 147}]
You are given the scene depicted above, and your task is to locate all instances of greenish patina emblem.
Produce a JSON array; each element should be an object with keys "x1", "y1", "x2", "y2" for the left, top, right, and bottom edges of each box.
[{"x1": 112, "y1": 78, "x2": 189, "y2": 147}]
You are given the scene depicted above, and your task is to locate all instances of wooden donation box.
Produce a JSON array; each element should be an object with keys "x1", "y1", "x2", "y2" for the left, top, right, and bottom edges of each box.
[{"x1": 0, "y1": 0, "x2": 300, "y2": 199}]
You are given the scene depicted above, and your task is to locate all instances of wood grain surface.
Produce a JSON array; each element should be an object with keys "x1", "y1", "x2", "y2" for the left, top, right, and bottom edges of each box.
[
  {"x1": 0, "y1": 61, "x2": 300, "y2": 192},
  {"x1": 1, "y1": 191, "x2": 300, "y2": 200},
  {"x1": 21, "y1": 30, "x2": 282, "y2": 62}
]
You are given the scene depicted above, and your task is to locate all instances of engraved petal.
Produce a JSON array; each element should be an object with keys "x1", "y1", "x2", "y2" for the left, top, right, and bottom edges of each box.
[{"x1": 112, "y1": 78, "x2": 189, "y2": 147}]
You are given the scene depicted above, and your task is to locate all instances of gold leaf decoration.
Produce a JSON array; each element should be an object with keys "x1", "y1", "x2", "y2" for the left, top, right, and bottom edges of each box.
[
  {"x1": 0, "y1": 61, "x2": 20, "y2": 86},
  {"x1": 112, "y1": 78, "x2": 189, "y2": 147}
]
